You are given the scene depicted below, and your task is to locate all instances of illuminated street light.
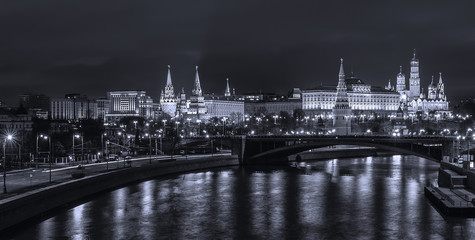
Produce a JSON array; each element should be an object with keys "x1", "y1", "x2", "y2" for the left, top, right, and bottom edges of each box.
[{"x1": 3, "y1": 134, "x2": 13, "y2": 193}]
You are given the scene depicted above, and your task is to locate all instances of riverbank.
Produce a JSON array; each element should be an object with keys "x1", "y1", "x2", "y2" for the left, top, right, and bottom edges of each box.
[
  {"x1": 424, "y1": 161, "x2": 475, "y2": 217},
  {"x1": 0, "y1": 155, "x2": 239, "y2": 232}
]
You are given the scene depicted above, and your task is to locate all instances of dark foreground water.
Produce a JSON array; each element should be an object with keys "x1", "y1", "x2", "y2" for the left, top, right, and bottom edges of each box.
[{"x1": 7, "y1": 155, "x2": 475, "y2": 239}]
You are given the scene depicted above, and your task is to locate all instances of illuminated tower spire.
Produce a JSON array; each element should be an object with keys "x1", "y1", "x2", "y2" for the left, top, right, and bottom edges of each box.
[
  {"x1": 437, "y1": 72, "x2": 446, "y2": 100},
  {"x1": 192, "y1": 65, "x2": 202, "y2": 97},
  {"x1": 160, "y1": 65, "x2": 177, "y2": 117},
  {"x1": 166, "y1": 65, "x2": 172, "y2": 86},
  {"x1": 409, "y1": 49, "x2": 421, "y2": 100},
  {"x1": 332, "y1": 58, "x2": 352, "y2": 135},
  {"x1": 428, "y1": 75, "x2": 437, "y2": 99},
  {"x1": 396, "y1": 65, "x2": 406, "y2": 92},
  {"x1": 164, "y1": 65, "x2": 175, "y2": 98},
  {"x1": 189, "y1": 65, "x2": 207, "y2": 117},
  {"x1": 225, "y1": 78, "x2": 231, "y2": 97},
  {"x1": 386, "y1": 79, "x2": 392, "y2": 90}
]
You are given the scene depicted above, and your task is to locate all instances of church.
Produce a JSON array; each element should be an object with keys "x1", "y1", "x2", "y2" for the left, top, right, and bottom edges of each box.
[
  {"x1": 393, "y1": 50, "x2": 451, "y2": 118},
  {"x1": 159, "y1": 66, "x2": 244, "y2": 121}
]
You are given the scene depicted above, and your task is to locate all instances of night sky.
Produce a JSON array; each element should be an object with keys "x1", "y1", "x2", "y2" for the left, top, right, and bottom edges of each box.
[{"x1": 1, "y1": 0, "x2": 474, "y2": 106}]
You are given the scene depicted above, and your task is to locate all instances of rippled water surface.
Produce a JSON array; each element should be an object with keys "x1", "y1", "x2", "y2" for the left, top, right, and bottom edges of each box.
[{"x1": 7, "y1": 155, "x2": 475, "y2": 239}]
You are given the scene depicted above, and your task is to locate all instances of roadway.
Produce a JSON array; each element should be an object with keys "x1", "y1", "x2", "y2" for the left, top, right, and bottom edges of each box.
[{"x1": 0, "y1": 151, "x2": 231, "y2": 200}]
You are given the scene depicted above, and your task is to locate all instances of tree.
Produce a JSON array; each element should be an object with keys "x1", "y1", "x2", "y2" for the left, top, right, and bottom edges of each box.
[
  {"x1": 293, "y1": 108, "x2": 305, "y2": 121},
  {"x1": 279, "y1": 111, "x2": 294, "y2": 131}
]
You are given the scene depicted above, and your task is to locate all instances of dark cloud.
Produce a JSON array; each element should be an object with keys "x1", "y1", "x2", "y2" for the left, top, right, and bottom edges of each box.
[{"x1": 1, "y1": 0, "x2": 474, "y2": 105}]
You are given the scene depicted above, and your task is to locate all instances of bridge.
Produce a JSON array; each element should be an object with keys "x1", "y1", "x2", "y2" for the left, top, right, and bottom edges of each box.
[{"x1": 181, "y1": 135, "x2": 455, "y2": 165}]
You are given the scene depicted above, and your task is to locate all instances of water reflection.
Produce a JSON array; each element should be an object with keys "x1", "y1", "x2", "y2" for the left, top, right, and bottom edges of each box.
[{"x1": 6, "y1": 155, "x2": 475, "y2": 239}]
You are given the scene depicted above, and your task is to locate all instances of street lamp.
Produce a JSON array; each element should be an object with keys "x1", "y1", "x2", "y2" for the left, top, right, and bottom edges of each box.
[
  {"x1": 196, "y1": 119, "x2": 202, "y2": 136},
  {"x1": 222, "y1": 117, "x2": 227, "y2": 135},
  {"x1": 3, "y1": 134, "x2": 13, "y2": 193},
  {"x1": 40, "y1": 135, "x2": 52, "y2": 182},
  {"x1": 72, "y1": 134, "x2": 83, "y2": 164},
  {"x1": 145, "y1": 133, "x2": 152, "y2": 164},
  {"x1": 101, "y1": 133, "x2": 107, "y2": 160},
  {"x1": 256, "y1": 117, "x2": 261, "y2": 135},
  {"x1": 467, "y1": 128, "x2": 473, "y2": 169},
  {"x1": 162, "y1": 119, "x2": 167, "y2": 137}
]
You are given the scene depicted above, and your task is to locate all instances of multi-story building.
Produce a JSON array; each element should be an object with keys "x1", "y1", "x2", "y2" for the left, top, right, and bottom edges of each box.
[
  {"x1": 302, "y1": 70, "x2": 400, "y2": 118},
  {"x1": 50, "y1": 94, "x2": 98, "y2": 120},
  {"x1": 106, "y1": 90, "x2": 154, "y2": 122},
  {"x1": 19, "y1": 93, "x2": 51, "y2": 119},
  {"x1": 244, "y1": 99, "x2": 301, "y2": 116},
  {"x1": 96, "y1": 98, "x2": 110, "y2": 122},
  {"x1": 204, "y1": 80, "x2": 244, "y2": 122},
  {"x1": 243, "y1": 88, "x2": 302, "y2": 116},
  {"x1": 18, "y1": 93, "x2": 50, "y2": 111},
  {"x1": 0, "y1": 110, "x2": 33, "y2": 132}
]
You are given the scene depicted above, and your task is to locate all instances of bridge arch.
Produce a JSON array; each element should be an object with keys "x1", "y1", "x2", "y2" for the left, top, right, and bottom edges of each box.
[{"x1": 241, "y1": 137, "x2": 450, "y2": 165}]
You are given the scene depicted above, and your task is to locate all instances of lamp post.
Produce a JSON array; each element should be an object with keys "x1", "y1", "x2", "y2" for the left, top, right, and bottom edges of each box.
[
  {"x1": 101, "y1": 133, "x2": 107, "y2": 160},
  {"x1": 256, "y1": 117, "x2": 261, "y2": 135},
  {"x1": 159, "y1": 134, "x2": 163, "y2": 155},
  {"x1": 35, "y1": 133, "x2": 39, "y2": 164},
  {"x1": 146, "y1": 133, "x2": 151, "y2": 164},
  {"x1": 41, "y1": 135, "x2": 52, "y2": 183},
  {"x1": 162, "y1": 120, "x2": 167, "y2": 137},
  {"x1": 196, "y1": 119, "x2": 201, "y2": 136},
  {"x1": 105, "y1": 140, "x2": 109, "y2": 170},
  {"x1": 222, "y1": 117, "x2": 227, "y2": 135},
  {"x1": 345, "y1": 115, "x2": 349, "y2": 136},
  {"x1": 3, "y1": 134, "x2": 13, "y2": 193},
  {"x1": 467, "y1": 128, "x2": 473, "y2": 169},
  {"x1": 81, "y1": 135, "x2": 84, "y2": 163},
  {"x1": 72, "y1": 134, "x2": 75, "y2": 163}
]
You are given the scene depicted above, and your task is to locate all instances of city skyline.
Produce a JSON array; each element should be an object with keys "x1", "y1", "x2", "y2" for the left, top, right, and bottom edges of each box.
[{"x1": 1, "y1": 0, "x2": 475, "y2": 105}]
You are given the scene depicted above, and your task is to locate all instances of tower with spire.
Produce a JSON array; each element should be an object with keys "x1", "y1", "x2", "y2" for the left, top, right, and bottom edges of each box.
[
  {"x1": 188, "y1": 66, "x2": 207, "y2": 118},
  {"x1": 396, "y1": 65, "x2": 406, "y2": 92},
  {"x1": 409, "y1": 49, "x2": 421, "y2": 100},
  {"x1": 160, "y1": 65, "x2": 177, "y2": 117},
  {"x1": 385, "y1": 79, "x2": 394, "y2": 91},
  {"x1": 332, "y1": 58, "x2": 352, "y2": 135},
  {"x1": 224, "y1": 78, "x2": 231, "y2": 97},
  {"x1": 437, "y1": 72, "x2": 446, "y2": 100},
  {"x1": 428, "y1": 75, "x2": 437, "y2": 99}
]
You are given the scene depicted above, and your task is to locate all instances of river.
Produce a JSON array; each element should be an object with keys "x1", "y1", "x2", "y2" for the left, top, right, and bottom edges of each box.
[{"x1": 6, "y1": 155, "x2": 475, "y2": 239}]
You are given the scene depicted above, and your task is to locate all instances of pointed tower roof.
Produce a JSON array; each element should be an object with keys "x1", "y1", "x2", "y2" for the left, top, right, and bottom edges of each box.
[
  {"x1": 397, "y1": 65, "x2": 405, "y2": 77},
  {"x1": 192, "y1": 65, "x2": 202, "y2": 96},
  {"x1": 335, "y1": 58, "x2": 349, "y2": 104},
  {"x1": 339, "y1": 58, "x2": 345, "y2": 78},
  {"x1": 439, "y1": 72, "x2": 443, "y2": 84},
  {"x1": 412, "y1": 49, "x2": 417, "y2": 60},
  {"x1": 225, "y1": 78, "x2": 231, "y2": 96},
  {"x1": 429, "y1": 75, "x2": 436, "y2": 88},
  {"x1": 166, "y1": 65, "x2": 173, "y2": 86}
]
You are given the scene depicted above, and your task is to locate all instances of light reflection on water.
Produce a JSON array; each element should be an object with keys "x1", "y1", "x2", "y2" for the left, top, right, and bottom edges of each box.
[{"x1": 6, "y1": 155, "x2": 475, "y2": 239}]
